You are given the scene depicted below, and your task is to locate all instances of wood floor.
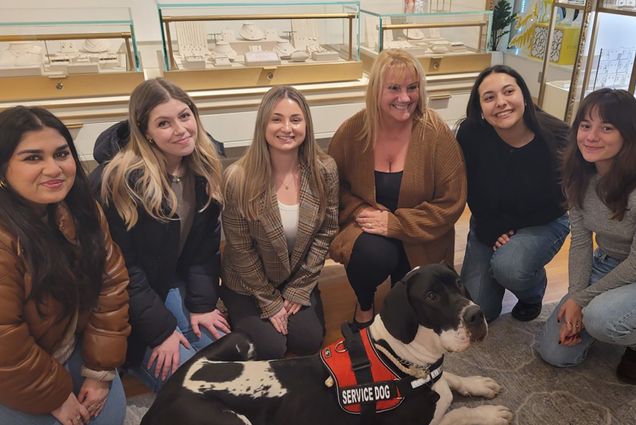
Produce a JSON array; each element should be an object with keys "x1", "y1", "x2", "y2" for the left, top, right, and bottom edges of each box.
[{"x1": 123, "y1": 208, "x2": 571, "y2": 397}]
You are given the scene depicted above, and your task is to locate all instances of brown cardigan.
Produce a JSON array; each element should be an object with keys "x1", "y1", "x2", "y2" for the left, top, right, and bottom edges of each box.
[
  {"x1": 0, "y1": 203, "x2": 130, "y2": 414},
  {"x1": 222, "y1": 158, "x2": 339, "y2": 318},
  {"x1": 327, "y1": 108, "x2": 467, "y2": 268}
]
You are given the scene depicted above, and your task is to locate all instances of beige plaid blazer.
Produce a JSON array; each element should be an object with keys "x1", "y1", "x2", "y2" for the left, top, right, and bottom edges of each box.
[{"x1": 221, "y1": 158, "x2": 339, "y2": 318}]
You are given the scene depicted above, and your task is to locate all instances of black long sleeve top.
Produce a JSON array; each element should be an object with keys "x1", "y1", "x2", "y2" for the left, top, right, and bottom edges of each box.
[{"x1": 457, "y1": 115, "x2": 567, "y2": 246}]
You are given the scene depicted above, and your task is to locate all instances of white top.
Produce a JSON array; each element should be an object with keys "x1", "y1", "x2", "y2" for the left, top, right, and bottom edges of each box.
[{"x1": 278, "y1": 200, "x2": 299, "y2": 252}]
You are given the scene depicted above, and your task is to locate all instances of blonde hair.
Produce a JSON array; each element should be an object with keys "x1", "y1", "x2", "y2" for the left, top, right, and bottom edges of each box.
[
  {"x1": 225, "y1": 86, "x2": 330, "y2": 221},
  {"x1": 362, "y1": 49, "x2": 428, "y2": 151},
  {"x1": 99, "y1": 78, "x2": 222, "y2": 229}
]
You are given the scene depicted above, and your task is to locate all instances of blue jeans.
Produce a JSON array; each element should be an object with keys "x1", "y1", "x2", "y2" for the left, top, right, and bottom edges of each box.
[
  {"x1": 538, "y1": 249, "x2": 636, "y2": 367},
  {"x1": 129, "y1": 286, "x2": 218, "y2": 392},
  {"x1": 0, "y1": 343, "x2": 125, "y2": 425},
  {"x1": 461, "y1": 214, "x2": 570, "y2": 321}
]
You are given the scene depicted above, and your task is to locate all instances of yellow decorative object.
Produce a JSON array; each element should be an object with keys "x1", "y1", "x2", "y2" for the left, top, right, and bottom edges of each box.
[{"x1": 529, "y1": 22, "x2": 580, "y2": 65}]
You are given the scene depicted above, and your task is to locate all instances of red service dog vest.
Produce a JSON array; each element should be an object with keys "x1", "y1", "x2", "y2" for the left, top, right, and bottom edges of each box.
[{"x1": 320, "y1": 328, "x2": 403, "y2": 414}]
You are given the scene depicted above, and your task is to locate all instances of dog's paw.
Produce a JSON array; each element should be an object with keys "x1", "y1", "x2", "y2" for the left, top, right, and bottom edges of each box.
[
  {"x1": 471, "y1": 404, "x2": 514, "y2": 425},
  {"x1": 439, "y1": 405, "x2": 513, "y2": 425},
  {"x1": 447, "y1": 374, "x2": 502, "y2": 398}
]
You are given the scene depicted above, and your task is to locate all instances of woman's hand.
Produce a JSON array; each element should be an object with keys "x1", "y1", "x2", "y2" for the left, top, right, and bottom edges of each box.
[
  {"x1": 190, "y1": 309, "x2": 231, "y2": 340},
  {"x1": 558, "y1": 298, "x2": 584, "y2": 346},
  {"x1": 269, "y1": 307, "x2": 289, "y2": 335},
  {"x1": 356, "y1": 208, "x2": 389, "y2": 236},
  {"x1": 493, "y1": 230, "x2": 514, "y2": 251},
  {"x1": 283, "y1": 299, "x2": 302, "y2": 316},
  {"x1": 51, "y1": 392, "x2": 91, "y2": 425},
  {"x1": 78, "y1": 378, "x2": 109, "y2": 418},
  {"x1": 147, "y1": 330, "x2": 191, "y2": 381}
]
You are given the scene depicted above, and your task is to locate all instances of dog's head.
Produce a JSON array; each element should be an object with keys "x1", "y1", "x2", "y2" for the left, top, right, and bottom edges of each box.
[{"x1": 379, "y1": 264, "x2": 487, "y2": 352}]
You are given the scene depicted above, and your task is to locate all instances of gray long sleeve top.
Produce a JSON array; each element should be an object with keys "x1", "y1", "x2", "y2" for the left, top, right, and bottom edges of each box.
[{"x1": 569, "y1": 175, "x2": 636, "y2": 306}]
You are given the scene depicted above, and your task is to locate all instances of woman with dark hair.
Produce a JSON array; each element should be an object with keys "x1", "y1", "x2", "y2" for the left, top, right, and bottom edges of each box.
[
  {"x1": 328, "y1": 49, "x2": 466, "y2": 328},
  {"x1": 222, "y1": 85, "x2": 338, "y2": 359},
  {"x1": 456, "y1": 65, "x2": 570, "y2": 322},
  {"x1": 0, "y1": 106, "x2": 130, "y2": 425},
  {"x1": 91, "y1": 78, "x2": 227, "y2": 390},
  {"x1": 538, "y1": 89, "x2": 636, "y2": 384}
]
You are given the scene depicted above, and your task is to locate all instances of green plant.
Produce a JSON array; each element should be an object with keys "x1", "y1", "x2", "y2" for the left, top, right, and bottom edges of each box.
[{"x1": 491, "y1": 0, "x2": 517, "y2": 50}]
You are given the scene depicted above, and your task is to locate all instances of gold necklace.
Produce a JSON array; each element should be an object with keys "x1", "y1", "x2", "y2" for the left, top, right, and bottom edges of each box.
[{"x1": 279, "y1": 171, "x2": 298, "y2": 190}]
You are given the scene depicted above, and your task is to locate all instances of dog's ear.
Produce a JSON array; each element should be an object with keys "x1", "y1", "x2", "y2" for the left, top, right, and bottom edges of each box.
[{"x1": 379, "y1": 269, "x2": 420, "y2": 343}]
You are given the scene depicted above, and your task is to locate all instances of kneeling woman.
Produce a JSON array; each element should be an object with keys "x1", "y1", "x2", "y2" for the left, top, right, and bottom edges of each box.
[
  {"x1": 0, "y1": 107, "x2": 130, "y2": 425},
  {"x1": 222, "y1": 86, "x2": 338, "y2": 359},
  {"x1": 92, "y1": 78, "x2": 228, "y2": 391},
  {"x1": 538, "y1": 89, "x2": 636, "y2": 384}
]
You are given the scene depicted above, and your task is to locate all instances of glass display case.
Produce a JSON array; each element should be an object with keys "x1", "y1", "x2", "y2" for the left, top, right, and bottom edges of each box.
[
  {"x1": 535, "y1": 0, "x2": 591, "y2": 121},
  {"x1": 359, "y1": 0, "x2": 492, "y2": 74},
  {"x1": 157, "y1": 1, "x2": 362, "y2": 91},
  {"x1": 539, "y1": 0, "x2": 636, "y2": 122},
  {"x1": 0, "y1": 7, "x2": 143, "y2": 102}
]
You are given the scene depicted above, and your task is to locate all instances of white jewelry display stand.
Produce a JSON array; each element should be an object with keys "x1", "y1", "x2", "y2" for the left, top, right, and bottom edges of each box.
[
  {"x1": 0, "y1": 42, "x2": 43, "y2": 76},
  {"x1": 239, "y1": 23, "x2": 266, "y2": 41},
  {"x1": 175, "y1": 21, "x2": 208, "y2": 68}
]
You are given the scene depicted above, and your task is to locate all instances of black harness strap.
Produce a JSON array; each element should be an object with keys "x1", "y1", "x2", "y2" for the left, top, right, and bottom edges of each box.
[{"x1": 341, "y1": 323, "x2": 375, "y2": 420}]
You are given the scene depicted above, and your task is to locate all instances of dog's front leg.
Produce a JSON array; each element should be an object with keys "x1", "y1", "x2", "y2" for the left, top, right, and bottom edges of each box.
[
  {"x1": 434, "y1": 373, "x2": 513, "y2": 425},
  {"x1": 444, "y1": 372, "x2": 501, "y2": 399},
  {"x1": 437, "y1": 405, "x2": 513, "y2": 425}
]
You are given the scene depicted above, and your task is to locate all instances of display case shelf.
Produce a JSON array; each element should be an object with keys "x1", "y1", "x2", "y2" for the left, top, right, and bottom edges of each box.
[
  {"x1": 539, "y1": 0, "x2": 636, "y2": 122},
  {"x1": 0, "y1": 7, "x2": 143, "y2": 102},
  {"x1": 157, "y1": 1, "x2": 363, "y2": 91},
  {"x1": 359, "y1": 0, "x2": 492, "y2": 74}
]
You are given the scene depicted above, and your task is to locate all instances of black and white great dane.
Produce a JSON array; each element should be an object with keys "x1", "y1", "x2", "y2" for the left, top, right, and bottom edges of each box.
[{"x1": 141, "y1": 264, "x2": 513, "y2": 425}]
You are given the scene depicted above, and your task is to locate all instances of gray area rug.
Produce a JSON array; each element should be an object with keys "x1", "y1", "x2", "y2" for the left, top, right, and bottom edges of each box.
[
  {"x1": 446, "y1": 304, "x2": 635, "y2": 425},
  {"x1": 124, "y1": 305, "x2": 635, "y2": 425}
]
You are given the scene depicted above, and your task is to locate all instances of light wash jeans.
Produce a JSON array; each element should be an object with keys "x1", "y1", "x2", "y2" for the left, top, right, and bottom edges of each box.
[
  {"x1": 129, "y1": 285, "x2": 219, "y2": 392},
  {"x1": 461, "y1": 214, "x2": 570, "y2": 321},
  {"x1": 0, "y1": 342, "x2": 126, "y2": 425},
  {"x1": 538, "y1": 249, "x2": 636, "y2": 367}
]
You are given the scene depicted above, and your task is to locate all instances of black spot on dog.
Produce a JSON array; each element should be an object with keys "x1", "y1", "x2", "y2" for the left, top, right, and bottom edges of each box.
[{"x1": 190, "y1": 362, "x2": 244, "y2": 382}]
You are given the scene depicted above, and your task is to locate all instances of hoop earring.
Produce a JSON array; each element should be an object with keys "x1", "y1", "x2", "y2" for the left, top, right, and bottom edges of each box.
[
  {"x1": 0, "y1": 179, "x2": 7, "y2": 190},
  {"x1": 147, "y1": 138, "x2": 155, "y2": 145}
]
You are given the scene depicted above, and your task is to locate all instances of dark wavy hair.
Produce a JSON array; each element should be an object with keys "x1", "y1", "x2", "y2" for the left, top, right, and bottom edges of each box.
[
  {"x1": 458, "y1": 64, "x2": 569, "y2": 165},
  {"x1": 562, "y1": 88, "x2": 636, "y2": 220},
  {"x1": 0, "y1": 106, "x2": 105, "y2": 317}
]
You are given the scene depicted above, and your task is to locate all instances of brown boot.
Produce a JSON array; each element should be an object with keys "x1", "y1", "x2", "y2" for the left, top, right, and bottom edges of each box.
[{"x1": 616, "y1": 347, "x2": 636, "y2": 384}]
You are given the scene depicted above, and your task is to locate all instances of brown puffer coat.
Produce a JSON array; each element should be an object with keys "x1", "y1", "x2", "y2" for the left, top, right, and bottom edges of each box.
[{"x1": 0, "y1": 203, "x2": 130, "y2": 414}]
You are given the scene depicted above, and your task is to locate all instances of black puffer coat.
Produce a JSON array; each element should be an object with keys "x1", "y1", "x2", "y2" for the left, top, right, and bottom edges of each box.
[{"x1": 89, "y1": 121, "x2": 224, "y2": 366}]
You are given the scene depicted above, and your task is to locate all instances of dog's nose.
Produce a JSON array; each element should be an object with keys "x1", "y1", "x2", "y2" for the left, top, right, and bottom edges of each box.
[{"x1": 463, "y1": 305, "x2": 487, "y2": 342}]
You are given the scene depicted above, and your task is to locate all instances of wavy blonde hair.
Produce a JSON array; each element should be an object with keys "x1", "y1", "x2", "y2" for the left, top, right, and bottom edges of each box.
[
  {"x1": 225, "y1": 86, "x2": 330, "y2": 221},
  {"x1": 100, "y1": 78, "x2": 222, "y2": 229},
  {"x1": 361, "y1": 48, "x2": 428, "y2": 151}
]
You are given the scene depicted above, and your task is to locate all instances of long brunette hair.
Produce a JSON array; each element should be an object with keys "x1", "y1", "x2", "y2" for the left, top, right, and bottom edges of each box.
[
  {"x1": 0, "y1": 106, "x2": 105, "y2": 316},
  {"x1": 562, "y1": 88, "x2": 636, "y2": 219}
]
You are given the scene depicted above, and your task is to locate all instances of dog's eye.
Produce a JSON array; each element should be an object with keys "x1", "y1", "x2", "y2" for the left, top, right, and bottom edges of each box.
[{"x1": 425, "y1": 291, "x2": 439, "y2": 302}]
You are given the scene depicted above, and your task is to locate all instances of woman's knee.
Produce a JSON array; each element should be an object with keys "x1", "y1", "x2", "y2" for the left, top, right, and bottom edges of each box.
[
  {"x1": 490, "y1": 252, "x2": 543, "y2": 290},
  {"x1": 350, "y1": 234, "x2": 400, "y2": 266},
  {"x1": 584, "y1": 298, "x2": 636, "y2": 346},
  {"x1": 536, "y1": 330, "x2": 587, "y2": 368}
]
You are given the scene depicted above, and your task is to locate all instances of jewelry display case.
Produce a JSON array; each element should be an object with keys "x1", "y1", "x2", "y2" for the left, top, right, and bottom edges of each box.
[
  {"x1": 0, "y1": 7, "x2": 143, "y2": 102},
  {"x1": 359, "y1": 0, "x2": 492, "y2": 74},
  {"x1": 157, "y1": 1, "x2": 362, "y2": 91},
  {"x1": 539, "y1": 0, "x2": 636, "y2": 122}
]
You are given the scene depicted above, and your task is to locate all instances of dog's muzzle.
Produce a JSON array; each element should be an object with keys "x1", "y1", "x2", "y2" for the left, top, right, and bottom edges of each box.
[{"x1": 463, "y1": 305, "x2": 487, "y2": 342}]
